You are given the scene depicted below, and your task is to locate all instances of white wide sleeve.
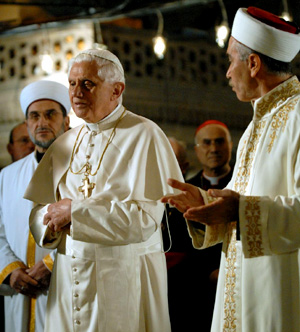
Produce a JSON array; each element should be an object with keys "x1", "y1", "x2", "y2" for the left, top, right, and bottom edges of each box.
[
  {"x1": 239, "y1": 144, "x2": 300, "y2": 258},
  {"x1": 239, "y1": 194, "x2": 300, "y2": 258},
  {"x1": 70, "y1": 199, "x2": 163, "y2": 245},
  {"x1": 30, "y1": 204, "x2": 63, "y2": 249}
]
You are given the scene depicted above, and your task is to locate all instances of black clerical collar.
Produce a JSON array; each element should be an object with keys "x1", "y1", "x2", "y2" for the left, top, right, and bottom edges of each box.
[{"x1": 36, "y1": 150, "x2": 45, "y2": 163}]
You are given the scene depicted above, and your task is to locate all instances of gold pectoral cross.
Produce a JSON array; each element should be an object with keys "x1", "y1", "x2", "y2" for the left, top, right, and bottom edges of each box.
[{"x1": 78, "y1": 175, "x2": 95, "y2": 198}]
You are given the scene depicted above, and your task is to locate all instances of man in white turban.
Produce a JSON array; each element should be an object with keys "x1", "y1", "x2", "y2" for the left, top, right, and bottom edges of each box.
[
  {"x1": 0, "y1": 80, "x2": 70, "y2": 332},
  {"x1": 162, "y1": 7, "x2": 300, "y2": 332},
  {"x1": 24, "y1": 49, "x2": 183, "y2": 332}
]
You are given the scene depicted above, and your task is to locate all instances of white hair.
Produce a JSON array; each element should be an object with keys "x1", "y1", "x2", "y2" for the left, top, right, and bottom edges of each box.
[{"x1": 68, "y1": 53, "x2": 125, "y2": 84}]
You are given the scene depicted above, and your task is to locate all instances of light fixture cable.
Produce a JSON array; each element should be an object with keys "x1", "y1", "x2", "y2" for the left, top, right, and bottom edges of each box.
[{"x1": 153, "y1": 9, "x2": 167, "y2": 59}]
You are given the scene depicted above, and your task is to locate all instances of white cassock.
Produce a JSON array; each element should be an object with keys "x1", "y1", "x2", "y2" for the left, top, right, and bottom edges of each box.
[
  {"x1": 188, "y1": 76, "x2": 300, "y2": 332},
  {"x1": 25, "y1": 105, "x2": 184, "y2": 332},
  {"x1": 0, "y1": 152, "x2": 54, "y2": 332}
]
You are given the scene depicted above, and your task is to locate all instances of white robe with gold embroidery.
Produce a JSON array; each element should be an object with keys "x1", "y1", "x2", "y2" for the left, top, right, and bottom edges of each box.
[
  {"x1": 188, "y1": 76, "x2": 300, "y2": 332},
  {"x1": 0, "y1": 152, "x2": 54, "y2": 332},
  {"x1": 25, "y1": 106, "x2": 184, "y2": 332}
]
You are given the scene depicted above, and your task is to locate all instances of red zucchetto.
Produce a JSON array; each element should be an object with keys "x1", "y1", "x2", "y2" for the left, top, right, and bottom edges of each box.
[{"x1": 195, "y1": 120, "x2": 228, "y2": 136}]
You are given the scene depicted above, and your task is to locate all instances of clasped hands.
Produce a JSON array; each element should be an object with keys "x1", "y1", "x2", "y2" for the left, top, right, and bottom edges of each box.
[
  {"x1": 10, "y1": 260, "x2": 51, "y2": 297},
  {"x1": 43, "y1": 198, "x2": 72, "y2": 232},
  {"x1": 161, "y1": 179, "x2": 240, "y2": 225}
]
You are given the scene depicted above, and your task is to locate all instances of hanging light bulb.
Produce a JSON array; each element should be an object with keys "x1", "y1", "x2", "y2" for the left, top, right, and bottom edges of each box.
[
  {"x1": 153, "y1": 10, "x2": 167, "y2": 59},
  {"x1": 153, "y1": 35, "x2": 166, "y2": 59},
  {"x1": 40, "y1": 25, "x2": 53, "y2": 75},
  {"x1": 216, "y1": 22, "x2": 230, "y2": 48},
  {"x1": 281, "y1": 0, "x2": 293, "y2": 21},
  {"x1": 40, "y1": 53, "x2": 54, "y2": 75},
  {"x1": 215, "y1": 0, "x2": 230, "y2": 48},
  {"x1": 281, "y1": 11, "x2": 292, "y2": 22}
]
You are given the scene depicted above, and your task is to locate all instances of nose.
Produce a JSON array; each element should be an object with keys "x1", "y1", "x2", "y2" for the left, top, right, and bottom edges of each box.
[
  {"x1": 71, "y1": 83, "x2": 83, "y2": 97},
  {"x1": 226, "y1": 67, "x2": 230, "y2": 79},
  {"x1": 209, "y1": 141, "x2": 219, "y2": 152},
  {"x1": 37, "y1": 114, "x2": 48, "y2": 126}
]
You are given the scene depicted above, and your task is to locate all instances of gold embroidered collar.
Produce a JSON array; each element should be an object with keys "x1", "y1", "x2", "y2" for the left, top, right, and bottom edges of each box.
[{"x1": 252, "y1": 76, "x2": 300, "y2": 120}]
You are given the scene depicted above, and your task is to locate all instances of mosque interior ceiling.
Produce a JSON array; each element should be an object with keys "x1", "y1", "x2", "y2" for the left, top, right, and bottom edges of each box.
[{"x1": 0, "y1": 0, "x2": 299, "y2": 36}]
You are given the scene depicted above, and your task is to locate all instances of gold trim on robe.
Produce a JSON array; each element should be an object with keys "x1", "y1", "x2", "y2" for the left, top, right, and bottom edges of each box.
[
  {"x1": 27, "y1": 231, "x2": 36, "y2": 332},
  {"x1": 0, "y1": 261, "x2": 27, "y2": 284},
  {"x1": 42, "y1": 254, "x2": 54, "y2": 272}
]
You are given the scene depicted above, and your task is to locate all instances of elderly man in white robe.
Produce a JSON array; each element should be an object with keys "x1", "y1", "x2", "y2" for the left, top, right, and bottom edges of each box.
[
  {"x1": 162, "y1": 7, "x2": 300, "y2": 332},
  {"x1": 24, "y1": 49, "x2": 183, "y2": 332},
  {"x1": 0, "y1": 80, "x2": 70, "y2": 332}
]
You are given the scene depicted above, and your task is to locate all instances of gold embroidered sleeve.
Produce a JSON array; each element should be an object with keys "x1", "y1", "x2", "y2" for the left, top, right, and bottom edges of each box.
[
  {"x1": 43, "y1": 254, "x2": 54, "y2": 272},
  {"x1": 239, "y1": 195, "x2": 266, "y2": 258},
  {"x1": 0, "y1": 261, "x2": 27, "y2": 284},
  {"x1": 187, "y1": 188, "x2": 226, "y2": 249}
]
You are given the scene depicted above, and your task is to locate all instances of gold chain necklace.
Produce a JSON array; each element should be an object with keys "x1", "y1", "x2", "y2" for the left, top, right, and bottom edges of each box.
[{"x1": 69, "y1": 108, "x2": 126, "y2": 198}]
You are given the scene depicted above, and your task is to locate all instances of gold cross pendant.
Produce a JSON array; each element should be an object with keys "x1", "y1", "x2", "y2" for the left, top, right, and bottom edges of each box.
[{"x1": 78, "y1": 175, "x2": 95, "y2": 198}]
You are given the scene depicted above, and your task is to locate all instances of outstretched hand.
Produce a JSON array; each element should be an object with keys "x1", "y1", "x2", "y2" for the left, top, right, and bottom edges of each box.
[
  {"x1": 160, "y1": 179, "x2": 204, "y2": 213},
  {"x1": 161, "y1": 179, "x2": 240, "y2": 225}
]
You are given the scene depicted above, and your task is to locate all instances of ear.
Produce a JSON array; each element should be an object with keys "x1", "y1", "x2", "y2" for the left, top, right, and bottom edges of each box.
[
  {"x1": 64, "y1": 116, "x2": 70, "y2": 131},
  {"x1": 111, "y1": 82, "x2": 125, "y2": 101},
  {"x1": 7, "y1": 143, "x2": 13, "y2": 155},
  {"x1": 248, "y1": 53, "x2": 261, "y2": 78}
]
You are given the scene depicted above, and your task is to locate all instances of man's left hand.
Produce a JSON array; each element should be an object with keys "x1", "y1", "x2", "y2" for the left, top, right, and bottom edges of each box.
[
  {"x1": 43, "y1": 198, "x2": 72, "y2": 232},
  {"x1": 26, "y1": 260, "x2": 51, "y2": 290},
  {"x1": 184, "y1": 189, "x2": 240, "y2": 225}
]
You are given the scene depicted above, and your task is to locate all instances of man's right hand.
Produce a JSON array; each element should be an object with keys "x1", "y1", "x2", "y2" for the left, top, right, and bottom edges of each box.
[
  {"x1": 160, "y1": 178, "x2": 204, "y2": 213},
  {"x1": 9, "y1": 268, "x2": 40, "y2": 297}
]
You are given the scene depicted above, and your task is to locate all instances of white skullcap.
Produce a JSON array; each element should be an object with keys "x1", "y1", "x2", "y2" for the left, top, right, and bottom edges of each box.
[
  {"x1": 20, "y1": 80, "x2": 71, "y2": 115},
  {"x1": 232, "y1": 8, "x2": 300, "y2": 62},
  {"x1": 76, "y1": 49, "x2": 124, "y2": 76}
]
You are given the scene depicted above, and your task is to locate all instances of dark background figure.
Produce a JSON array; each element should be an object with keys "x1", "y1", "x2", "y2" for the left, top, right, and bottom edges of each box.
[
  {"x1": 162, "y1": 123, "x2": 233, "y2": 332},
  {"x1": 187, "y1": 120, "x2": 233, "y2": 332},
  {"x1": 6, "y1": 122, "x2": 35, "y2": 163}
]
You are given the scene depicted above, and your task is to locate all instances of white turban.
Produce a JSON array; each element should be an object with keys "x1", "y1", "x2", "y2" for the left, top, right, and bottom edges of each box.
[
  {"x1": 232, "y1": 8, "x2": 300, "y2": 62},
  {"x1": 20, "y1": 80, "x2": 71, "y2": 115},
  {"x1": 75, "y1": 49, "x2": 124, "y2": 76}
]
